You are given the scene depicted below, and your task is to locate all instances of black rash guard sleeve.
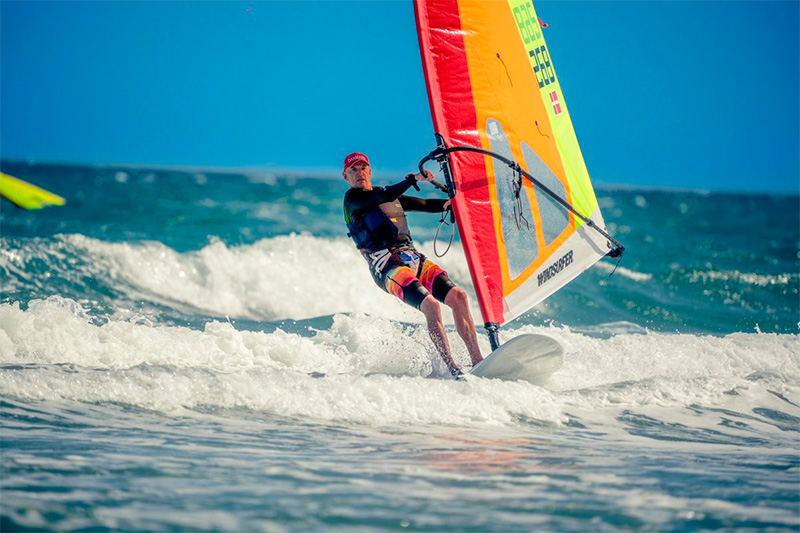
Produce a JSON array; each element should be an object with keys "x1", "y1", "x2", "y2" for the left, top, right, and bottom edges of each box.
[
  {"x1": 399, "y1": 196, "x2": 447, "y2": 213},
  {"x1": 344, "y1": 175, "x2": 418, "y2": 214}
]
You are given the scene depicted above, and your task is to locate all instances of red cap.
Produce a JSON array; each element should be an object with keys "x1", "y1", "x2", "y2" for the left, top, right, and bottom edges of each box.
[{"x1": 343, "y1": 152, "x2": 370, "y2": 171}]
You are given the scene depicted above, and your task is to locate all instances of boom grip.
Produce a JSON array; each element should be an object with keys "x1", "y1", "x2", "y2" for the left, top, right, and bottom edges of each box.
[{"x1": 430, "y1": 179, "x2": 449, "y2": 193}]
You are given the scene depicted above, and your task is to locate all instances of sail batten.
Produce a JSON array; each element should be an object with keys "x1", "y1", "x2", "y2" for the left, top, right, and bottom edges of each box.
[{"x1": 416, "y1": 0, "x2": 617, "y2": 327}]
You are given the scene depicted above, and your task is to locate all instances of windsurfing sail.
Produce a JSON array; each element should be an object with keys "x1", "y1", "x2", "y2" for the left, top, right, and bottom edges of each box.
[
  {"x1": 414, "y1": 0, "x2": 623, "y2": 341},
  {"x1": 0, "y1": 172, "x2": 66, "y2": 209}
]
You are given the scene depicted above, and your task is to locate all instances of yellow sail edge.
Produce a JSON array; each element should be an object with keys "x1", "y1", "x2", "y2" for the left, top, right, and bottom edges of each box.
[{"x1": 0, "y1": 172, "x2": 66, "y2": 210}]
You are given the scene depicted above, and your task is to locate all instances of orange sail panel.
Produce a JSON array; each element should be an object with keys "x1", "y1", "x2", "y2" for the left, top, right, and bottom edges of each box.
[{"x1": 415, "y1": 0, "x2": 612, "y2": 326}]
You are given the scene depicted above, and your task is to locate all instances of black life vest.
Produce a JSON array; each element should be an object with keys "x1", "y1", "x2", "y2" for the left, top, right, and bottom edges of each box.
[{"x1": 345, "y1": 200, "x2": 410, "y2": 252}]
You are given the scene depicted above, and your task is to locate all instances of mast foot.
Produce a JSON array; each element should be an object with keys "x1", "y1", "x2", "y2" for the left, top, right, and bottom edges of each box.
[{"x1": 484, "y1": 322, "x2": 501, "y2": 351}]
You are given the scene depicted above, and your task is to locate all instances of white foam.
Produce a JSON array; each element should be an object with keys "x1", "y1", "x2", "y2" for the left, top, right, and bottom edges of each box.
[
  {"x1": 688, "y1": 269, "x2": 799, "y2": 287},
  {"x1": 2, "y1": 297, "x2": 798, "y2": 434},
  {"x1": 59, "y1": 234, "x2": 478, "y2": 324},
  {"x1": 594, "y1": 260, "x2": 653, "y2": 282}
]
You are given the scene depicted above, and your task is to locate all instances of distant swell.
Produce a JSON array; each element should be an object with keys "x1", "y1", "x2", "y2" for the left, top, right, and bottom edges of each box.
[
  {"x1": 0, "y1": 234, "x2": 473, "y2": 323},
  {"x1": 1, "y1": 230, "x2": 797, "y2": 333}
]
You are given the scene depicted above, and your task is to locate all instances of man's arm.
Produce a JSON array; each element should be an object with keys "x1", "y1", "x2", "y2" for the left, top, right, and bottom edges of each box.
[
  {"x1": 399, "y1": 195, "x2": 448, "y2": 213},
  {"x1": 345, "y1": 174, "x2": 418, "y2": 213}
]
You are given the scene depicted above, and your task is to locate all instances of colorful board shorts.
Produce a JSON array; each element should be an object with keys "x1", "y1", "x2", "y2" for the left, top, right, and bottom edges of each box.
[{"x1": 365, "y1": 245, "x2": 456, "y2": 309}]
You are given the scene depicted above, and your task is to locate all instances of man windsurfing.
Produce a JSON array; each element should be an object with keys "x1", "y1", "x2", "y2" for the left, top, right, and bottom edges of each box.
[{"x1": 342, "y1": 152, "x2": 483, "y2": 378}]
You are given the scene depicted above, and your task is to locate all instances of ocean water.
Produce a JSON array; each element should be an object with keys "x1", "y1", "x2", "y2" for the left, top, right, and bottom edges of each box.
[{"x1": 1, "y1": 160, "x2": 798, "y2": 531}]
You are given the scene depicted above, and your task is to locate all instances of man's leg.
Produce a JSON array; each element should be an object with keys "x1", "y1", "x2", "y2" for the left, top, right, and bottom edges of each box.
[
  {"x1": 444, "y1": 287, "x2": 484, "y2": 366},
  {"x1": 382, "y1": 255, "x2": 464, "y2": 377},
  {"x1": 419, "y1": 295, "x2": 459, "y2": 373}
]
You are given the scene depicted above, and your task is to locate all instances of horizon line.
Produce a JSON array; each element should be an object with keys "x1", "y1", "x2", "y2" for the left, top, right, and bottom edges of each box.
[{"x1": 1, "y1": 157, "x2": 797, "y2": 196}]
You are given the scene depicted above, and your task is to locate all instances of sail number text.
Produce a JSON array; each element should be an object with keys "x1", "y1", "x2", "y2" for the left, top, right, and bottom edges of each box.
[
  {"x1": 529, "y1": 46, "x2": 556, "y2": 88},
  {"x1": 513, "y1": 2, "x2": 539, "y2": 43},
  {"x1": 512, "y1": 3, "x2": 556, "y2": 88}
]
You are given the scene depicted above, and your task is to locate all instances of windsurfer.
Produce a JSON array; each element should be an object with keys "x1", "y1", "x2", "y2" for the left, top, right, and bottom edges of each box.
[{"x1": 342, "y1": 152, "x2": 483, "y2": 378}]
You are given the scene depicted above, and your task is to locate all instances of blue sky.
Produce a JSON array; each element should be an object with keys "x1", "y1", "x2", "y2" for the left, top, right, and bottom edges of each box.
[{"x1": 2, "y1": 0, "x2": 798, "y2": 192}]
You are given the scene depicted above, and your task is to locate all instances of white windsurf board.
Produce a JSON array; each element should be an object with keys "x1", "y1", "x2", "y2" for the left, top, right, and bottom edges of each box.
[{"x1": 470, "y1": 333, "x2": 564, "y2": 383}]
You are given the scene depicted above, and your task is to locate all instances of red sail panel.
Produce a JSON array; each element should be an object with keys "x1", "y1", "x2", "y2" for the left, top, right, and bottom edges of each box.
[{"x1": 414, "y1": 0, "x2": 505, "y2": 325}]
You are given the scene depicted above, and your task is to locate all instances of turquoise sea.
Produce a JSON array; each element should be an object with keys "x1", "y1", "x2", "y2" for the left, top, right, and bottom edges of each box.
[{"x1": 1, "y1": 160, "x2": 798, "y2": 531}]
